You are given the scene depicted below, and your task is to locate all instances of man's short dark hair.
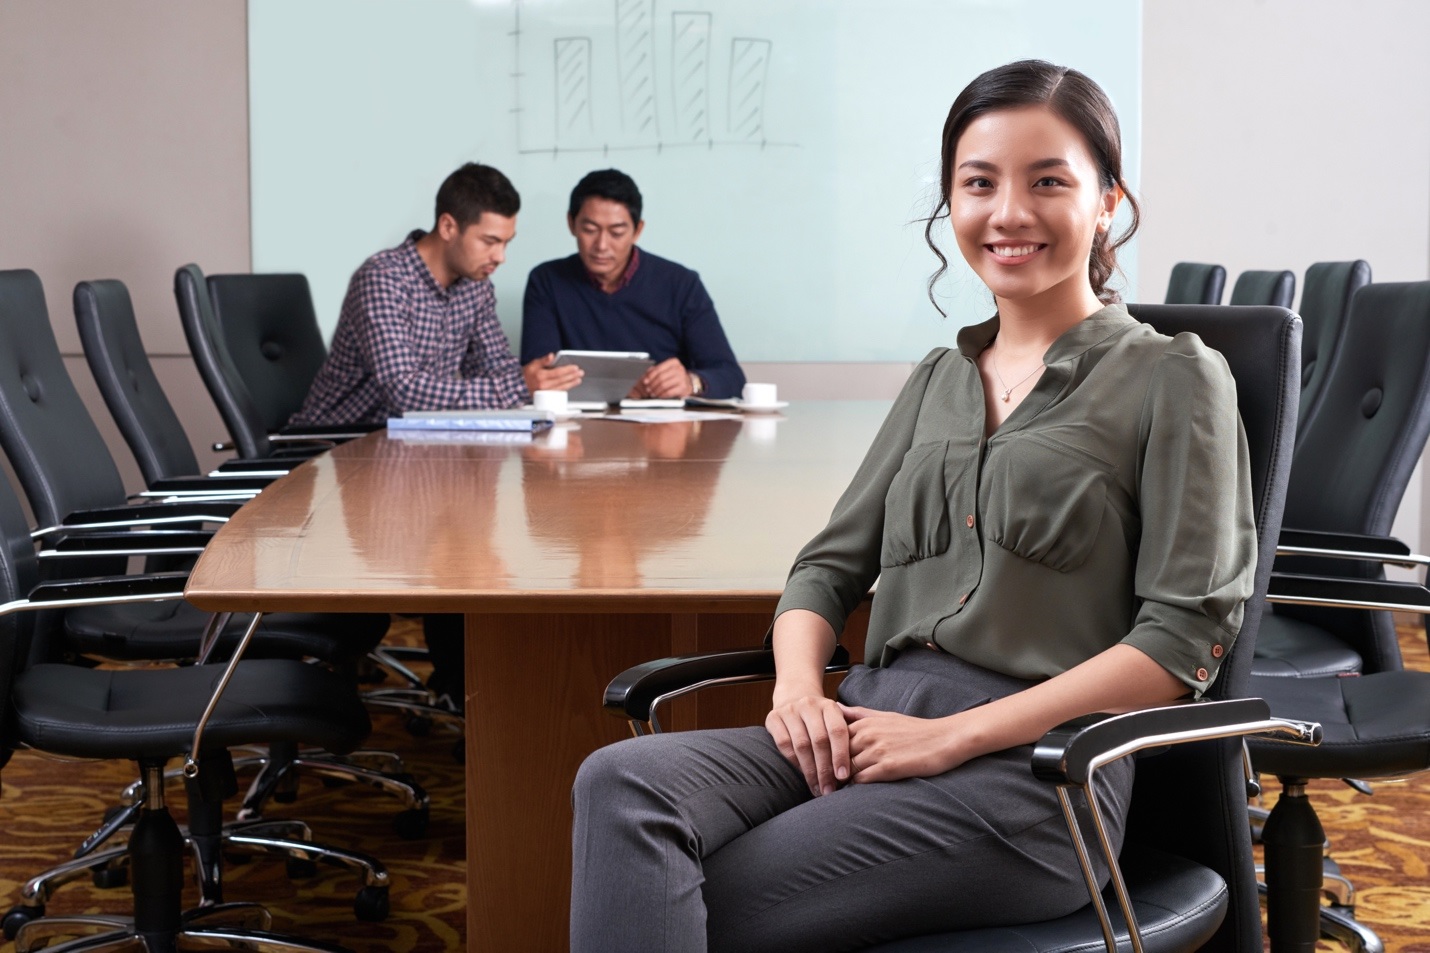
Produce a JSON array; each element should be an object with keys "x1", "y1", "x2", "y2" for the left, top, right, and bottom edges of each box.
[
  {"x1": 567, "y1": 169, "x2": 642, "y2": 225},
  {"x1": 435, "y1": 163, "x2": 520, "y2": 230}
]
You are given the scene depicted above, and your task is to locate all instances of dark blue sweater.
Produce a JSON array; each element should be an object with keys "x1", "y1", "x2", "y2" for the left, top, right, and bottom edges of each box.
[{"x1": 520, "y1": 250, "x2": 746, "y2": 399}]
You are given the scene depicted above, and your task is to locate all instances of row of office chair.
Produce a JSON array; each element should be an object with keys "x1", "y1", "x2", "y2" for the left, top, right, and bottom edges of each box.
[
  {"x1": 0, "y1": 268, "x2": 435, "y2": 952},
  {"x1": 1165, "y1": 261, "x2": 1297, "y2": 309}
]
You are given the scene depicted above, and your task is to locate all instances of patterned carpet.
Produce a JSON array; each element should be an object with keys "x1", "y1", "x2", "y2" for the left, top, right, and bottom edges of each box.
[{"x1": 1, "y1": 618, "x2": 1429, "y2": 951}]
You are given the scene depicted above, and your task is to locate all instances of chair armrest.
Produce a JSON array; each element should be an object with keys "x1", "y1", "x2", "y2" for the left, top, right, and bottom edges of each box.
[
  {"x1": 278, "y1": 422, "x2": 383, "y2": 439},
  {"x1": 213, "y1": 459, "x2": 292, "y2": 475},
  {"x1": 1277, "y1": 528, "x2": 1425, "y2": 568},
  {"x1": 147, "y1": 475, "x2": 272, "y2": 494},
  {"x1": 51, "y1": 500, "x2": 241, "y2": 531},
  {"x1": 21, "y1": 572, "x2": 192, "y2": 608},
  {"x1": 41, "y1": 529, "x2": 213, "y2": 557},
  {"x1": 1031, "y1": 699, "x2": 1320, "y2": 786},
  {"x1": 605, "y1": 645, "x2": 852, "y2": 724},
  {"x1": 1267, "y1": 571, "x2": 1430, "y2": 612}
]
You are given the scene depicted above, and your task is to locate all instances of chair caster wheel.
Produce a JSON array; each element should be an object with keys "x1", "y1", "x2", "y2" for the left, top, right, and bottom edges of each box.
[
  {"x1": 406, "y1": 714, "x2": 432, "y2": 737},
  {"x1": 286, "y1": 858, "x2": 319, "y2": 879},
  {"x1": 91, "y1": 860, "x2": 129, "y2": 889},
  {"x1": 3, "y1": 903, "x2": 43, "y2": 940},
  {"x1": 393, "y1": 806, "x2": 429, "y2": 840},
  {"x1": 452, "y1": 738, "x2": 465, "y2": 764},
  {"x1": 354, "y1": 885, "x2": 390, "y2": 922}
]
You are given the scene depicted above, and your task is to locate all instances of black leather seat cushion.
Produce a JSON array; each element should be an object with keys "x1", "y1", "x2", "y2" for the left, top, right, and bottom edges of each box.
[
  {"x1": 1251, "y1": 613, "x2": 1362, "y2": 678},
  {"x1": 866, "y1": 847, "x2": 1226, "y2": 952},
  {"x1": 63, "y1": 602, "x2": 388, "y2": 663},
  {"x1": 13, "y1": 658, "x2": 371, "y2": 761},
  {"x1": 1249, "y1": 669, "x2": 1430, "y2": 778}
]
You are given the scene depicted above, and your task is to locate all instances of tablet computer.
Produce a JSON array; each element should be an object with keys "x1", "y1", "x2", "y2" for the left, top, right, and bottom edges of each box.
[{"x1": 553, "y1": 349, "x2": 653, "y2": 405}]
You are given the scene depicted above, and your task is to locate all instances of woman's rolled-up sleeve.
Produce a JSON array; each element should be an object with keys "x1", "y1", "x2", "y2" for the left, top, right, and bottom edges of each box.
[{"x1": 1120, "y1": 333, "x2": 1257, "y2": 697}]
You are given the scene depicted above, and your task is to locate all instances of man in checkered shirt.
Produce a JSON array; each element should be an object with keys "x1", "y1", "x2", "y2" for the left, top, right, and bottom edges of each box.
[
  {"x1": 291, "y1": 162, "x2": 580, "y2": 427},
  {"x1": 291, "y1": 162, "x2": 580, "y2": 708}
]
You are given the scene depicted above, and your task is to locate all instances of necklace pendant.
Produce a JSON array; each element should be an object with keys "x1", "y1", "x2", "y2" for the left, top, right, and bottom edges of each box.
[{"x1": 999, "y1": 390, "x2": 1011, "y2": 402}]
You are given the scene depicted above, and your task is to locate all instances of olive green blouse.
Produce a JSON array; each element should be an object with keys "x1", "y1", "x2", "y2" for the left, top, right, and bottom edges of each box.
[{"x1": 773, "y1": 304, "x2": 1257, "y2": 697}]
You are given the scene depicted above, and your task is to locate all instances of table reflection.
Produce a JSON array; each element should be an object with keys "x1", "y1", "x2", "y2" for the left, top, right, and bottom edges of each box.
[{"x1": 521, "y1": 419, "x2": 741, "y2": 588}]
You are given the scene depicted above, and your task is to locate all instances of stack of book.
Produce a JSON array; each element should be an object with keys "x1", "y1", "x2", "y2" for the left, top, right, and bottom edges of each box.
[{"x1": 386, "y1": 408, "x2": 556, "y2": 433}]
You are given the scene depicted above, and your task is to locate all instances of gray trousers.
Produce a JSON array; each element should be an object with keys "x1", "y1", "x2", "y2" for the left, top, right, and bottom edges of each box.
[{"x1": 570, "y1": 646, "x2": 1135, "y2": 953}]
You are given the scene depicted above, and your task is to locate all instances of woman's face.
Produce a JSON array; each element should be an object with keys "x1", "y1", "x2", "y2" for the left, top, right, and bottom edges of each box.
[{"x1": 949, "y1": 105, "x2": 1118, "y2": 314}]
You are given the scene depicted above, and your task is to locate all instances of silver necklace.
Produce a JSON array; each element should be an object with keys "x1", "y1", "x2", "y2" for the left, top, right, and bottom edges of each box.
[{"x1": 988, "y1": 341, "x2": 1043, "y2": 402}]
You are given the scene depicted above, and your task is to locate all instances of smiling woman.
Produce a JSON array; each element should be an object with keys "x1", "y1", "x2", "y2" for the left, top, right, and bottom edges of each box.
[{"x1": 568, "y1": 59, "x2": 1256, "y2": 953}]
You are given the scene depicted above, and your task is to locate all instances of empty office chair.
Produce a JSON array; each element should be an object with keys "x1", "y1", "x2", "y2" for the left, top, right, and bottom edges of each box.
[
  {"x1": 0, "y1": 500, "x2": 384, "y2": 948},
  {"x1": 0, "y1": 269, "x2": 420, "y2": 917},
  {"x1": 1254, "y1": 281, "x2": 1430, "y2": 681},
  {"x1": 178, "y1": 266, "x2": 373, "y2": 463},
  {"x1": 1230, "y1": 269, "x2": 1295, "y2": 309},
  {"x1": 74, "y1": 280, "x2": 276, "y2": 495},
  {"x1": 78, "y1": 274, "x2": 457, "y2": 744},
  {"x1": 1295, "y1": 260, "x2": 1372, "y2": 440},
  {"x1": 606, "y1": 304, "x2": 1305, "y2": 953},
  {"x1": 206, "y1": 273, "x2": 331, "y2": 436},
  {"x1": 1164, "y1": 262, "x2": 1226, "y2": 305}
]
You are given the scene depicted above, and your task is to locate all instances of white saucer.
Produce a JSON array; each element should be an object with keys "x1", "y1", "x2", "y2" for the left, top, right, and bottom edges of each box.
[
  {"x1": 737, "y1": 400, "x2": 789, "y2": 413},
  {"x1": 524, "y1": 404, "x2": 582, "y2": 419}
]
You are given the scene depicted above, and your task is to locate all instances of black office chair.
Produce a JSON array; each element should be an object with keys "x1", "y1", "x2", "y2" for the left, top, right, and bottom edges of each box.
[
  {"x1": 1230, "y1": 270, "x2": 1295, "y2": 309},
  {"x1": 73, "y1": 280, "x2": 278, "y2": 495},
  {"x1": 1294, "y1": 261, "x2": 1371, "y2": 441},
  {"x1": 177, "y1": 265, "x2": 372, "y2": 462},
  {"x1": 1253, "y1": 281, "x2": 1430, "y2": 682},
  {"x1": 1238, "y1": 282, "x2": 1430, "y2": 953},
  {"x1": 1164, "y1": 262, "x2": 1226, "y2": 305},
  {"x1": 0, "y1": 269, "x2": 419, "y2": 922},
  {"x1": 0, "y1": 477, "x2": 380, "y2": 949},
  {"x1": 606, "y1": 304, "x2": 1308, "y2": 953}
]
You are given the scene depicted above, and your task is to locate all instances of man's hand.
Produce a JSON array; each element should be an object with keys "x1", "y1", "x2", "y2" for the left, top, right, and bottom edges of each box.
[
  {"x1": 630, "y1": 357, "x2": 694, "y2": 398},
  {"x1": 766, "y1": 693, "x2": 851, "y2": 797},
  {"x1": 523, "y1": 354, "x2": 583, "y2": 393}
]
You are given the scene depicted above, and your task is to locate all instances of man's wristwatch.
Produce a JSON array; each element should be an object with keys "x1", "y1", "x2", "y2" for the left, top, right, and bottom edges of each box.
[{"x1": 688, "y1": 373, "x2": 704, "y2": 396}]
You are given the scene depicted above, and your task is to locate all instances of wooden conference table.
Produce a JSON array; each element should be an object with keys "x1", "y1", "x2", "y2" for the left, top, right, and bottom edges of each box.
[{"x1": 185, "y1": 400, "x2": 890, "y2": 951}]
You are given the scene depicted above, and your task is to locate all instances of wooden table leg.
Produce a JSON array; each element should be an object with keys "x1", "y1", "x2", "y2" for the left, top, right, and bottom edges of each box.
[{"x1": 462, "y1": 612, "x2": 671, "y2": 952}]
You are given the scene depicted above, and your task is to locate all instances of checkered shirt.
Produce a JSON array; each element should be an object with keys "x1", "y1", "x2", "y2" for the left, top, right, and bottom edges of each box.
[{"x1": 291, "y1": 231, "x2": 529, "y2": 425}]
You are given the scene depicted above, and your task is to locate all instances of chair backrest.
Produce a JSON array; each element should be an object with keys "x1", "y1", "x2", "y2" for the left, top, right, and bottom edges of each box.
[
  {"x1": 1295, "y1": 260, "x2": 1371, "y2": 439},
  {"x1": 0, "y1": 270, "x2": 131, "y2": 525},
  {"x1": 0, "y1": 445, "x2": 44, "y2": 766},
  {"x1": 207, "y1": 273, "x2": 328, "y2": 434},
  {"x1": 1126, "y1": 302, "x2": 1300, "y2": 953},
  {"x1": 174, "y1": 264, "x2": 274, "y2": 459},
  {"x1": 74, "y1": 279, "x2": 202, "y2": 486},
  {"x1": 1229, "y1": 269, "x2": 1295, "y2": 309},
  {"x1": 1277, "y1": 281, "x2": 1430, "y2": 674},
  {"x1": 1163, "y1": 262, "x2": 1226, "y2": 305}
]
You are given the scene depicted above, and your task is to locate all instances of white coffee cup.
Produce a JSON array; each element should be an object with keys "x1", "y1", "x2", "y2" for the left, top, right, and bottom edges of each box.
[
  {"x1": 742, "y1": 382, "x2": 778, "y2": 407},
  {"x1": 532, "y1": 389, "x2": 568, "y2": 413}
]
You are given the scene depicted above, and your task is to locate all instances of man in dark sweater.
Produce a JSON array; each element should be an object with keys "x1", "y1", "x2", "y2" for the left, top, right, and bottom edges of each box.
[{"x1": 520, "y1": 169, "x2": 746, "y2": 399}]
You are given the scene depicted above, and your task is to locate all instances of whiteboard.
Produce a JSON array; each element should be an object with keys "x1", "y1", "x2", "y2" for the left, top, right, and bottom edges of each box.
[{"x1": 249, "y1": 0, "x2": 1141, "y2": 362}]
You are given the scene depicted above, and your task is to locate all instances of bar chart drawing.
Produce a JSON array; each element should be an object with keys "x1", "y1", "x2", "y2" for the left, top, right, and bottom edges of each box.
[
  {"x1": 671, "y1": 13, "x2": 712, "y2": 143},
  {"x1": 728, "y1": 38, "x2": 771, "y2": 140},
  {"x1": 510, "y1": 0, "x2": 797, "y2": 156},
  {"x1": 554, "y1": 38, "x2": 594, "y2": 142}
]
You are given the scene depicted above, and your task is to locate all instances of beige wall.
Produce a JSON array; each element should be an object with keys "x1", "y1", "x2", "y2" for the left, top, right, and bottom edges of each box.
[
  {"x1": 1140, "y1": 0, "x2": 1430, "y2": 567},
  {"x1": 0, "y1": 0, "x2": 251, "y2": 487}
]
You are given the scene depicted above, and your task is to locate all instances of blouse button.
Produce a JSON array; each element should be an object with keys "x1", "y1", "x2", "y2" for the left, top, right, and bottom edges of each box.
[
  {"x1": 1211, "y1": 644, "x2": 1224, "y2": 659},
  {"x1": 1195, "y1": 667, "x2": 1209, "y2": 681},
  {"x1": 965, "y1": 514, "x2": 975, "y2": 529}
]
